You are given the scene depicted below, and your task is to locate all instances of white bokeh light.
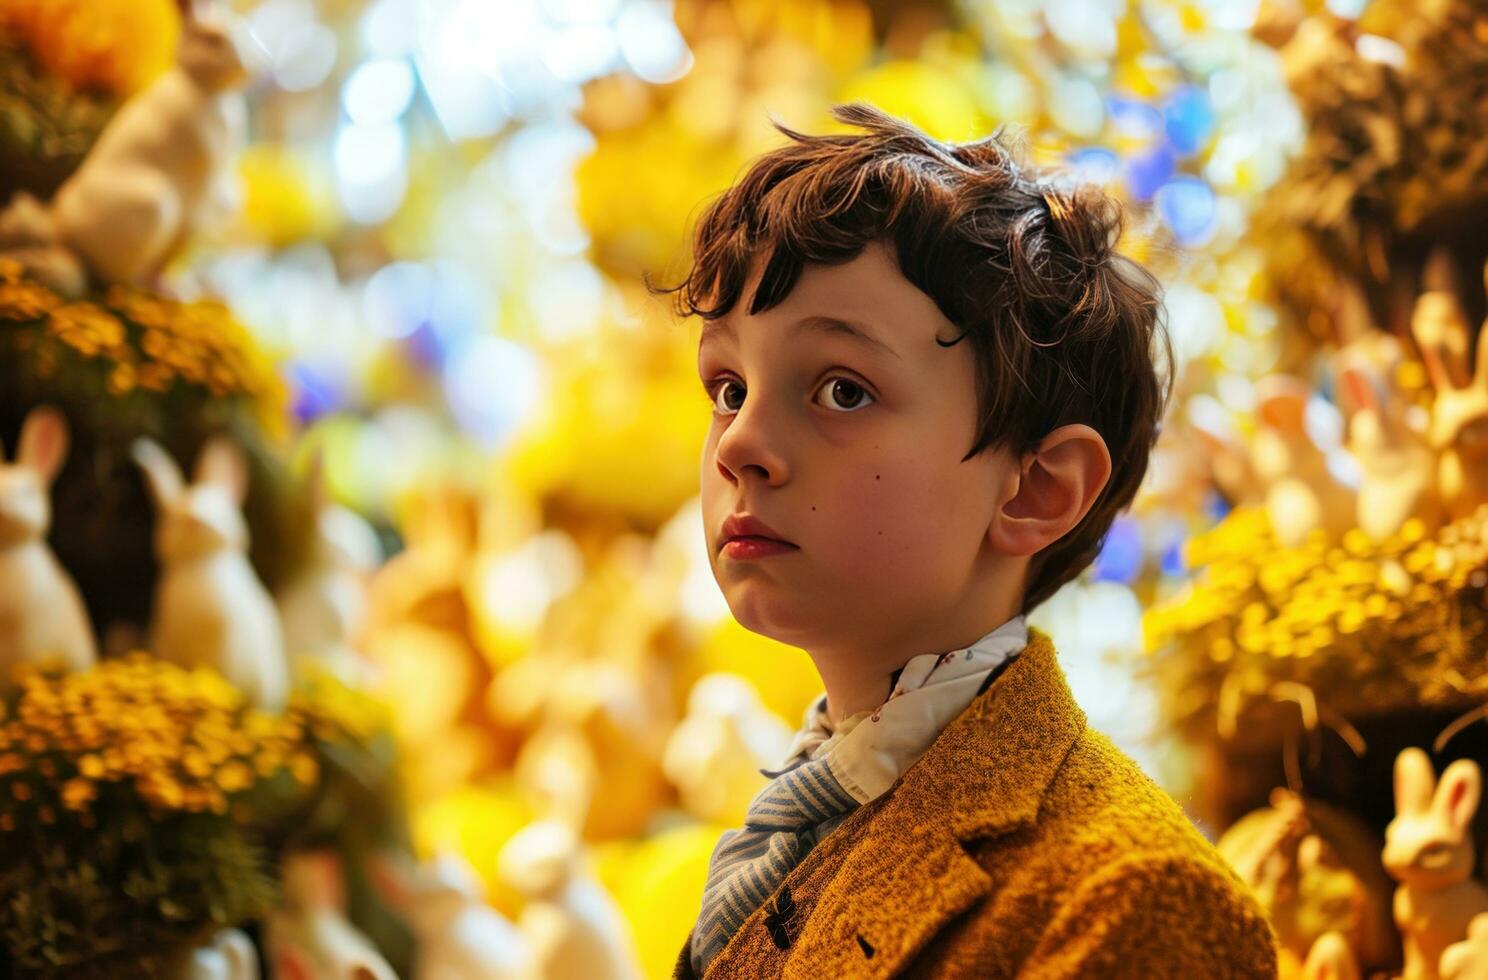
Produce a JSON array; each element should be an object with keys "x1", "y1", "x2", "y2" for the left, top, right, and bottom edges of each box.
[{"x1": 343, "y1": 59, "x2": 417, "y2": 125}]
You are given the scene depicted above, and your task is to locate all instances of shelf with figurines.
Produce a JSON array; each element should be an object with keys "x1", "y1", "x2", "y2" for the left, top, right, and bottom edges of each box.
[
  {"x1": 1140, "y1": 258, "x2": 1488, "y2": 978},
  {"x1": 0, "y1": 0, "x2": 578, "y2": 974}
]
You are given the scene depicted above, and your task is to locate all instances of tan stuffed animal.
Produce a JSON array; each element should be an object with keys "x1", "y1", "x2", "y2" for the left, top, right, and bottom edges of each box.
[
  {"x1": 0, "y1": 406, "x2": 97, "y2": 686},
  {"x1": 1384, "y1": 749, "x2": 1488, "y2": 980}
]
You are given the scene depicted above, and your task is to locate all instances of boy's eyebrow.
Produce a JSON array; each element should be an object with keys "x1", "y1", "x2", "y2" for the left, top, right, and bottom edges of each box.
[{"x1": 700, "y1": 314, "x2": 902, "y2": 361}]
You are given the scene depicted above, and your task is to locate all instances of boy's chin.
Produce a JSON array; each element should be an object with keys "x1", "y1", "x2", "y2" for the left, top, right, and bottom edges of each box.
[{"x1": 722, "y1": 589, "x2": 807, "y2": 637}]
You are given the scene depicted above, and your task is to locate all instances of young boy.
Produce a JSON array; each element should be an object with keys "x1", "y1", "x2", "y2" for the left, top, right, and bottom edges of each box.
[{"x1": 654, "y1": 103, "x2": 1278, "y2": 978}]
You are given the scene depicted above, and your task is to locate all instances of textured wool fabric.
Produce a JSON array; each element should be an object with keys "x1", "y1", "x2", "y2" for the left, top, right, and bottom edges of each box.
[
  {"x1": 692, "y1": 615, "x2": 1030, "y2": 976},
  {"x1": 673, "y1": 626, "x2": 1279, "y2": 979}
]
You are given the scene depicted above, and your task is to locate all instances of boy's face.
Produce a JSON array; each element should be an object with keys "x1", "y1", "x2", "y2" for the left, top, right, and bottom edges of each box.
[{"x1": 698, "y1": 239, "x2": 1023, "y2": 657}]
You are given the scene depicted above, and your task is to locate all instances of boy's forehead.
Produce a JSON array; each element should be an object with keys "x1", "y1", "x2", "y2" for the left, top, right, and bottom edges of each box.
[
  {"x1": 700, "y1": 244, "x2": 950, "y2": 355},
  {"x1": 700, "y1": 313, "x2": 902, "y2": 361}
]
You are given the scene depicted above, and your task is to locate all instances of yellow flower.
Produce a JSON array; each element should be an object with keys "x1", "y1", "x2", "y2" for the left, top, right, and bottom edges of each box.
[
  {"x1": 0, "y1": 0, "x2": 181, "y2": 96},
  {"x1": 0, "y1": 279, "x2": 60, "y2": 321},
  {"x1": 60, "y1": 777, "x2": 95, "y2": 811},
  {"x1": 214, "y1": 760, "x2": 253, "y2": 794},
  {"x1": 289, "y1": 753, "x2": 319, "y2": 786},
  {"x1": 47, "y1": 302, "x2": 126, "y2": 358}
]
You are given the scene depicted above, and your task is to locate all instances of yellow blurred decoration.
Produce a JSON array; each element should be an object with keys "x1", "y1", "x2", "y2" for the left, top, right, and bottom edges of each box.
[
  {"x1": 687, "y1": 617, "x2": 822, "y2": 728},
  {"x1": 836, "y1": 58, "x2": 989, "y2": 142},
  {"x1": 411, "y1": 781, "x2": 534, "y2": 919},
  {"x1": 0, "y1": 0, "x2": 180, "y2": 96},
  {"x1": 608, "y1": 821, "x2": 728, "y2": 980},
  {"x1": 505, "y1": 318, "x2": 712, "y2": 534},
  {"x1": 237, "y1": 144, "x2": 338, "y2": 248}
]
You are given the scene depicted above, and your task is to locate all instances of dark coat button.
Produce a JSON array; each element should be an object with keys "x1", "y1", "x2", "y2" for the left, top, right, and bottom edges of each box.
[{"x1": 763, "y1": 885, "x2": 797, "y2": 950}]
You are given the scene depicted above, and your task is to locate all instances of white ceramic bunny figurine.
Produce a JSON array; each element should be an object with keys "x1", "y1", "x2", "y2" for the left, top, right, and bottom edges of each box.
[
  {"x1": 275, "y1": 452, "x2": 381, "y2": 685},
  {"x1": 265, "y1": 850, "x2": 398, "y2": 980},
  {"x1": 1442, "y1": 913, "x2": 1488, "y2": 980},
  {"x1": 132, "y1": 436, "x2": 288, "y2": 710},
  {"x1": 0, "y1": 405, "x2": 97, "y2": 686},
  {"x1": 41, "y1": 2, "x2": 248, "y2": 286},
  {"x1": 1336, "y1": 337, "x2": 1442, "y2": 541},
  {"x1": 1383, "y1": 748, "x2": 1488, "y2": 980},
  {"x1": 368, "y1": 851, "x2": 530, "y2": 980},
  {"x1": 169, "y1": 927, "x2": 259, "y2": 980},
  {"x1": 1250, "y1": 374, "x2": 1356, "y2": 546},
  {"x1": 499, "y1": 820, "x2": 642, "y2": 980},
  {"x1": 662, "y1": 673, "x2": 792, "y2": 825},
  {"x1": 1409, "y1": 250, "x2": 1488, "y2": 522}
]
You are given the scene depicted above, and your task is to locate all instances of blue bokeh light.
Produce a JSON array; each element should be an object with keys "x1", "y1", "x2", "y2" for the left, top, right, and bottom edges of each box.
[
  {"x1": 1124, "y1": 142, "x2": 1176, "y2": 202},
  {"x1": 1155, "y1": 175, "x2": 1217, "y2": 246},
  {"x1": 1162, "y1": 85, "x2": 1215, "y2": 157},
  {"x1": 1093, "y1": 516, "x2": 1144, "y2": 584}
]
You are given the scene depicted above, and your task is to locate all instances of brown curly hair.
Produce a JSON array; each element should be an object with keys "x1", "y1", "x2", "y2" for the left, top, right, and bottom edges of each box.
[{"x1": 649, "y1": 102, "x2": 1174, "y2": 613}]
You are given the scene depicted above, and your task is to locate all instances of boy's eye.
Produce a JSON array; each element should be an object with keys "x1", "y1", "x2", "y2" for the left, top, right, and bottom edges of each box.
[
  {"x1": 703, "y1": 376, "x2": 876, "y2": 416},
  {"x1": 707, "y1": 378, "x2": 747, "y2": 415},
  {"x1": 815, "y1": 378, "x2": 874, "y2": 412}
]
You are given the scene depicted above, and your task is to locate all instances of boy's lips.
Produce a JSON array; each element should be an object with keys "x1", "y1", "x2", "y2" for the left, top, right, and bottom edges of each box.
[{"x1": 719, "y1": 513, "x2": 796, "y2": 550}]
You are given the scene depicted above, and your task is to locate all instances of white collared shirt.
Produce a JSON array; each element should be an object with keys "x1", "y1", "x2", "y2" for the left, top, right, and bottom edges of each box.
[{"x1": 774, "y1": 614, "x2": 1030, "y2": 804}]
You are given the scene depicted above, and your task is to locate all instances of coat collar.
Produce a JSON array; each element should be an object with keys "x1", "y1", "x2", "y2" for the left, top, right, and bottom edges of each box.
[{"x1": 776, "y1": 625, "x2": 1087, "y2": 978}]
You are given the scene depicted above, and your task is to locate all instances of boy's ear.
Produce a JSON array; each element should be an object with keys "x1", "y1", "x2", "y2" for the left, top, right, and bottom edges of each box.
[{"x1": 990, "y1": 424, "x2": 1112, "y2": 557}]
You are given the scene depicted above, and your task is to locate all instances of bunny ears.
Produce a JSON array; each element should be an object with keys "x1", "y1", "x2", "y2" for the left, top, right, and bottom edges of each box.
[
  {"x1": 1410, "y1": 250, "x2": 1488, "y2": 406},
  {"x1": 131, "y1": 435, "x2": 249, "y2": 507},
  {"x1": 2, "y1": 405, "x2": 70, "y2": 485},
  {"x1": 1395, "y1": 747, "x2": 1481, "y2": 833}
]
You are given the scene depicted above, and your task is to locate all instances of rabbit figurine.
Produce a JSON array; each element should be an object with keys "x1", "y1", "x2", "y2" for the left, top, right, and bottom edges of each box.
[
  {"x1": 275, "y1": 452, "x2": 381, "y2": 685},
  {"x1": 1303, "y1": 931, "x2": 1360, "y2": 980},
  {"x1": 368, "y1": 851, "x2": 530, "y2": 980},
  {"x1": 499, "y1": 820, "x2": 642, "y2": 980},
  {"x1": 132, "y1": 436, "x2": 287, "y2": 710},
  {"x1": 1335, "y1": 339, "x2": 1442, "y2": 541},
  {"x1": 0, "y1": 405, "x2": 97, "y2": 686},
  {"x1": 1383, "y1": 748, "x2": 1488, "y2": 980},
  {"x1": 170, "y1": 928, "x2": 258, "y2": 980},
  {"x1": 1442, "y1": 913, "x2": 1488, "y2": 980},
  {"x1": 0, "y1": 193, "x2": 86, "y2": 296},
  {"x1": 39, "y1": 4, "x2": 248, "y2": 286},
  {"x1": 1409, "y1": 250, "x2": 1488, "y2": 522},
  {"x1": 1250, "y1": 374, "x2": 1356, "y2": 546},
  {"x1": 266, "y1": 850, "x2": 398, "y2": 980}
]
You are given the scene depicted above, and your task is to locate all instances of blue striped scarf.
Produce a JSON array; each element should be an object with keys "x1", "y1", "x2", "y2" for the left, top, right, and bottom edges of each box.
[{"x1": 689, "y1": 752, "x2": 859, "y2": 974}]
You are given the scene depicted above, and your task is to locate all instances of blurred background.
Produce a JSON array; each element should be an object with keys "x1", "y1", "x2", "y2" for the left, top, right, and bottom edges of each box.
[{"x1": 4, "y1": 0, "x2": 1487, "y2": 977}]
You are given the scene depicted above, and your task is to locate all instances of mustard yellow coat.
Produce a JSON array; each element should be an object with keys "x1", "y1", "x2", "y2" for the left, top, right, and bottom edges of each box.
[{"x1": 674, "y1": 626, "x2": 1278, "y2": 979}]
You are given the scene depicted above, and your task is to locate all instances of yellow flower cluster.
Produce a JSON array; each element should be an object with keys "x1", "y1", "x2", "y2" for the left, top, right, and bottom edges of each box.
[
  {"x1": 0, "y1": 262, "x2": 61, "y2": 321},
  {"x1": 0, "y1": 655, "x2": 386, "y2": 833},
  {"x1": 0, "y1": 0, "x2": 180, "y2": 96},
  {"x1": 103, "y1": 285, "x2": 284, "y2": 407},
  {"x1": 0, "y1": 260, "x2": 288, "y2": 430},
  {"x1": 1143, "y1": 506, "x2": 1488, "y2": 733}
]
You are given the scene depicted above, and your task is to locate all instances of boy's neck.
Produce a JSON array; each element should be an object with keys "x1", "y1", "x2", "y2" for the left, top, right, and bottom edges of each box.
[{"x1": 810, "y1": 596, "x2": 1026, "y2": 728}]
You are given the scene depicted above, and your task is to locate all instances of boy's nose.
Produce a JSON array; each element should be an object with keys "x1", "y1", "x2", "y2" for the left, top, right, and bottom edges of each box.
[{"x1": 714, "y1": 407, "x2": 790, "y2": 486}]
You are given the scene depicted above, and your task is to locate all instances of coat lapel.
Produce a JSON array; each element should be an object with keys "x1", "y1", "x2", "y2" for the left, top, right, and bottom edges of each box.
[{"x1": 780, "y1": 626, "x2": 1087, "y2": 978}]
